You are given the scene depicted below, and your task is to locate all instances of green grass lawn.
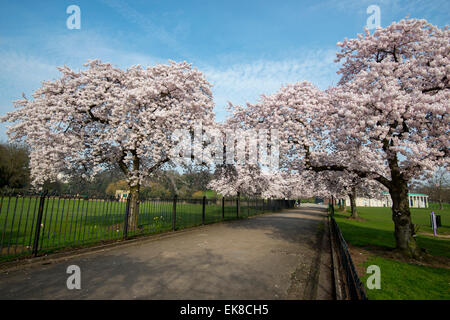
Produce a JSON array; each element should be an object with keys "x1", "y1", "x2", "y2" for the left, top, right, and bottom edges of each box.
[
  {"x1": 334, "y1": 206, "x2": 450, "y2": 300},
  {"x1": 335, "y1": 206, "x2": 450, "y2": 257},
  {"x1": 0, "y1": 196, "x2": 272, "y2": 262},
  {"x1": 360, "y1": 256, "x2": 450, "y2": 300}
]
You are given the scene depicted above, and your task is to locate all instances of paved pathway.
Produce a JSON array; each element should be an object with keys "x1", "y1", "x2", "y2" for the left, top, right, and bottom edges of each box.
[{"x1": 0, "y1": 206, "x2": 332, "y2": 299}]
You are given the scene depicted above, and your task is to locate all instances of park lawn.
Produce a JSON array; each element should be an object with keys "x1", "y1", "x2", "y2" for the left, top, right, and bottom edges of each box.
[
  {"x1": 334, "y1": 206, "x2": 450, "y2": 300},
  {"x1": 359, "y1": 256, "x2": 450, "y2": 300},
  {"x1": 335, "y1": 206, "x2": 450, "y2": 257}
]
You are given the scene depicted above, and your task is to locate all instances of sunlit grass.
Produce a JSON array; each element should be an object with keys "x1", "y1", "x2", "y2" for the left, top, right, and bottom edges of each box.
[{"x1": 334, "y1": 206, "x2": 450, "y2": 300}]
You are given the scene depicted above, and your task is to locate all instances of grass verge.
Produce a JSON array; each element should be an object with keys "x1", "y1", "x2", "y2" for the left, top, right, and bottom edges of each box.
[{"x1": 334, "y1": 206, "x2": 450, "y2": 300}]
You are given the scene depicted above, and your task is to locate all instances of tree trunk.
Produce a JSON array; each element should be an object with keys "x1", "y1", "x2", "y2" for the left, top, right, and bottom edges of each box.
[
  {"x1": 390, "y1": 179, "x2": 421, "y2": 258},
  {"x1": 439, "y1": 199, "x2": 443, "y2": 210},
  {"x1": 337, "y1": 199, "x2": 346, "y2": 212},
  {"x1": 349, "y1": 187, "x2": 358, "y2": 219},
  {"x1": 127, "y1": 155, "x2": 141, "y2": 230},
  {"x1": 128, "y1": 184, "x2": 140, "y2": 230}
]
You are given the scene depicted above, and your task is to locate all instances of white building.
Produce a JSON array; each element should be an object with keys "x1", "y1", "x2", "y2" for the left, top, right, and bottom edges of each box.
[{"x1": 345, "y1": 192, "x2": 429, "y2": 208}]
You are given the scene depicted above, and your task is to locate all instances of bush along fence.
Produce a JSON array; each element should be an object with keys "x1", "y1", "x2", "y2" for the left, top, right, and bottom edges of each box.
[
  {"x1": 328, "y1": 202, "x2": 367, "y2": 300},
  {"x1": 0, "y1": 192, "x2": 295, "y2": 262}
]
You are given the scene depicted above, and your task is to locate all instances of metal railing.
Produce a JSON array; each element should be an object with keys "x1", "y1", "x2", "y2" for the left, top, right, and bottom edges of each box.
[
  {"x1": 0, "y1": 192, "x2": 295, "y2": 262},
  {"x1": 329, "y1": 203, "x2": 367, "y2": 300}
]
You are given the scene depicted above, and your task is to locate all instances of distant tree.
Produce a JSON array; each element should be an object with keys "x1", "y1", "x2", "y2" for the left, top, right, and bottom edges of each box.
[
  {"x1": 183, "y1": 168, "x2": 213, "y2": 193},
  {"x1": 42, "y1": 178, "x2": 67, "y2": 195},
  {"x1": 417, "y1": 168, "x2": 450, "y2": 209},
  {"x1": 140, "y1": 181, "x2": 171, "y2": 199},
  {"x1": 191, "y1": 190, "x2": 204, "y2": 198},
  {"x1": 154, "y1": 170, "x2": 185, "y2": 197},
  {"x1": 105, "y1": 179, "x2": 129, "y2": 196},
  {"x1": 0, "y1": 142, "x2": 30, "y2": 190},
  {"x1": 153, "y1": 168, "x2": 213, "y2": 198}
]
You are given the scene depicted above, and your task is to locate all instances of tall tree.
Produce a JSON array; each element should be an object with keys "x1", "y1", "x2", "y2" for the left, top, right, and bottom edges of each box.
[
  {"x1": 227, "y1": 19, "x2": 449, "y2": 258},
  {"x1": 331, "y1": 19, "x2": 449, "y2": 257},
  {"x1": 2, "y1": 60, "x2": 215, "y2": 229}
]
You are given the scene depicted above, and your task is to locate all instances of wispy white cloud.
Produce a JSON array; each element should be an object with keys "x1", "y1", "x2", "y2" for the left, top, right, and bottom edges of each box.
[
  {"x1": 202, "y1": 49, "x2": 339, "y2": 121},
  {"x1": 0, "y1": 30, "x2": 162, "y2": 139},
  {"x1": 0, "y1": 30, "x2": 162, "y2": 96},
  {"x1": 0, "y1": 31, "x2": 339, "y2": 135},
  {"x1": 0, "y1": 51, "x2": 59, "y2": 97}
]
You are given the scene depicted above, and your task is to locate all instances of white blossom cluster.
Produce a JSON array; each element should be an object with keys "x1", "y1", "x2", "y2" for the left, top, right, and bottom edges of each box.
[
  {"x1": 2, "y1": 60, "x2": 215, "y2": 188},
  {"x1": 209, "y1": 19, "x2": 449, "y2": 202},
  {"x1": 2, "y1": 19, "x2": 448, "y2": 207}
]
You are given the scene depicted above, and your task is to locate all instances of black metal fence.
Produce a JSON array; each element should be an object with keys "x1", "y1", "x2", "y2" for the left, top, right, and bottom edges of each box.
[
  {"x1": 0, "y1": 193, "x2": 295, "y2": 262},
  {"x1": 329, "y1": 203, "x2": 367, "y2": 300}
]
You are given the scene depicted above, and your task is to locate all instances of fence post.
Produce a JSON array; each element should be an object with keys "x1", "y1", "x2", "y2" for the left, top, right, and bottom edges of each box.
[
  {"x1": 123, "y1": 197, "x2": 131, "y2": 239},
  {"x1": 222, "y1": 197, "x2": 225, "y2": 221},
  {"x1": 172, "y1": 195, "x2": 177, "y2": 231},
  {"x1": 202, "y1": 196, "x2": 206, "y2": 225},
  {"x1": 236, "y1": 192, "x2": 240, "y2": 218},
  {"x1": 32, "y1": 190, "x2": 48, "y2": 256}
]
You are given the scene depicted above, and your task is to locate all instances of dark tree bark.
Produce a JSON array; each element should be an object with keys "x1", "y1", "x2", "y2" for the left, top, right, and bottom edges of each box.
[
  {"x1": 388, "y1": 154, "x2": 421, "y2": 258},
  {"x1": 349, "y1": 187, "x2": 358, "y2": 219},
  {"x1": 304, "y1": 143, "x2": 422, "y2": 258},
  {"x1": 389, "y1": 178, "x2": 420, "y2": 257}
]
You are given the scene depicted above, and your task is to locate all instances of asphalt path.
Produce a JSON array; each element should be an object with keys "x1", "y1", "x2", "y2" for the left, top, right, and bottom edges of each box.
[{"x1": 0, "y1": 205, "x2": 332, "y2": 300}]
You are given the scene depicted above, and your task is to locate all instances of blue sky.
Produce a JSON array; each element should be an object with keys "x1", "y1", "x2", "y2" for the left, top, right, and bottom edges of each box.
[{"x1": 0, "y1": 0, "x2": 448, "y2": 140}]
